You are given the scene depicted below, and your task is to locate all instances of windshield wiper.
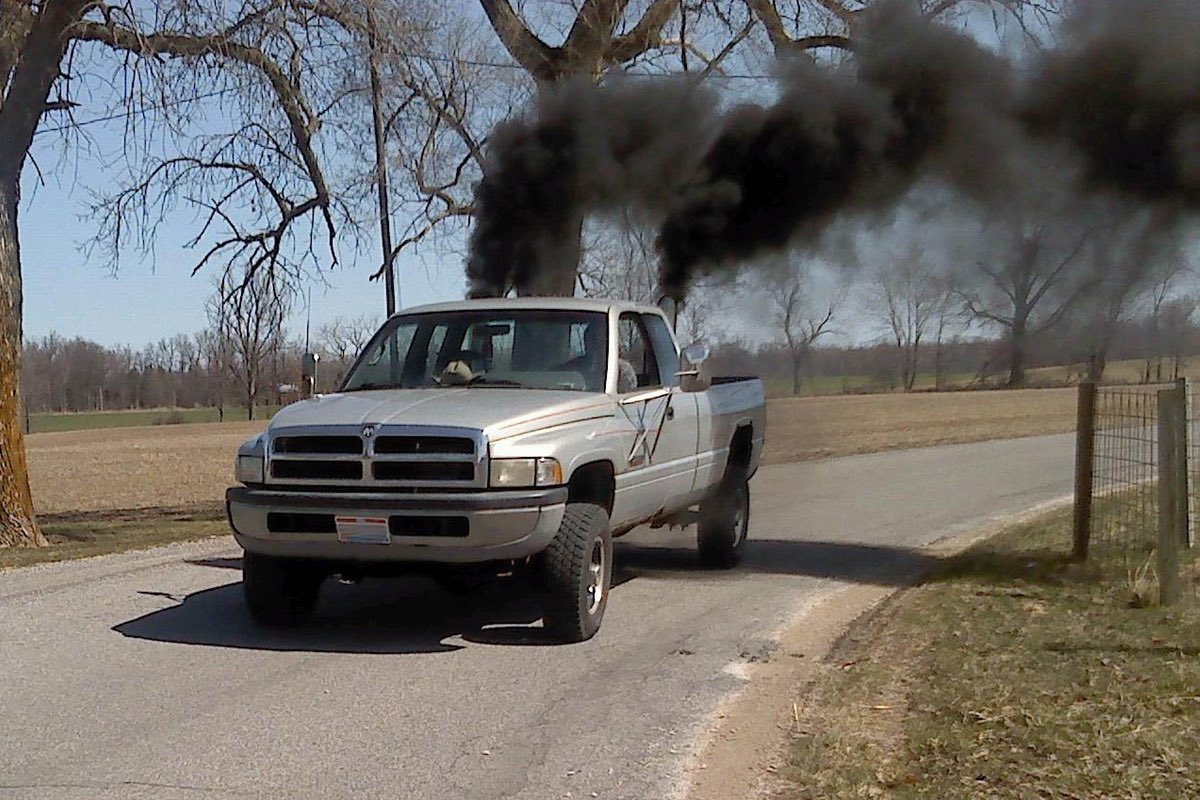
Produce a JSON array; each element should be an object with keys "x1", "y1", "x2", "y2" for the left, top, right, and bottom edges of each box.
[
  {"x1": 467, "y1": 376, "x2": 526, "y2": 388},
  {"x1": 341, "y1": 382, "x2": 401, "y2": 392}
]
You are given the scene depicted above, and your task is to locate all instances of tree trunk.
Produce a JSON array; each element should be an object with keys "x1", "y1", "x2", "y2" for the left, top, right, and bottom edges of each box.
[
  {"x1": 0, "y1": 182, "x2": 45, "y2": 547},
  {"x1": 934, "y1": 339, "x2": 944, "y2": 390},
  {"x1": 521, "y1": 213, "x2": 581, "y2": 297},
  {"x1": 791, "y1": 351, "x2": 803, "y2": 396},
  {"x1": 902, "y1": 344, "x2": 918, "y2": 392},
  {"x1": 1007, "y1": 320, "x2": 1027, "y2": 388}
]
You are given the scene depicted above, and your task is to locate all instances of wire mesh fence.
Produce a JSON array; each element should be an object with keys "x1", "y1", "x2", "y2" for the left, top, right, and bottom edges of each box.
[
  {"x1": 1076, "y1": 379, "x2": 1197, "y2": 604},
  {"x1": 1090, "y1": 385, "x2": 1164, "y2": 553}
]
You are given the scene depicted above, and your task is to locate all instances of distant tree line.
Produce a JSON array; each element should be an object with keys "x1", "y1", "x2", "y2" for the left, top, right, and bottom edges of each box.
[
  {"x1": 21, "y1": 309, "x2": 379, "y2": 417},
  {"x1": 709, "y1": 299, "x2": 1200, "y2": 395}
]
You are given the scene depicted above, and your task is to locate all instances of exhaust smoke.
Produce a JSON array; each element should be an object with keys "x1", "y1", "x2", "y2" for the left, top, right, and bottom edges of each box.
[{"x1": 466, "y1": 0, "x2": 1200, "y2": 302}]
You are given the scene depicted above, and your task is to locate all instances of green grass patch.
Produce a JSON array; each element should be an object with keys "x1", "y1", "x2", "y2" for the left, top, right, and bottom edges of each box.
[
  {"x1": 27, "y1": 406, "x2": 280, "y2": 433},
  {"x1": 0, "y1": 510, "x2": 229, "y2": 569},
  {"x1": 781, "y1": 507, "x2": 1200, "y2": 799}
]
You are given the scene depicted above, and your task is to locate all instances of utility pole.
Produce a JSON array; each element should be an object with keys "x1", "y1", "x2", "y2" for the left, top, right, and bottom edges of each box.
[{"x1": 366, "y1": 2, "x2": 397, "y2": 317}]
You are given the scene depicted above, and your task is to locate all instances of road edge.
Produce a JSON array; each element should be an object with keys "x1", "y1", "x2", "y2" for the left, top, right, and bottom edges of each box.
[{"x1": 683, "y1": 493, "x2": 1074, "y2": 800}]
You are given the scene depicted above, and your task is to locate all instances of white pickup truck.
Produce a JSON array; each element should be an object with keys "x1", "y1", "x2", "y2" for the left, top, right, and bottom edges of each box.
[{"x1": 227, "y1": 298, "x2": 765, "y2": 641}]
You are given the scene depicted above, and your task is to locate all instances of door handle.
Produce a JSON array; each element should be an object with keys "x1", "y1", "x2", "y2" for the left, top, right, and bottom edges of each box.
[{"x1": 665, "y1": 406, "x2": 675, "y2": 421}]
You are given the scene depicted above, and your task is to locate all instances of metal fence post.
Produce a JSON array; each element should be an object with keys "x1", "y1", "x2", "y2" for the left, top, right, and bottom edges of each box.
[
  {"x1": 1177, "y1": 378, "x2": 1191, "y2": 548},
  {"x1": 1158, "y1": 385, "x2": 1184, "y2": 606},
  {"x1": 1073, "y1": 381, "x2": 1097, "y2": 561}
]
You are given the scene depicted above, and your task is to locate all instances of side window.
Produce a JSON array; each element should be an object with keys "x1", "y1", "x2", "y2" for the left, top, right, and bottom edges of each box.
[
  {"x1": 617, "y1": 313, "x2": 661, "y2": 392},
  {"x1": 642, "y1": 314, "x2": 681, "y2": 388}
]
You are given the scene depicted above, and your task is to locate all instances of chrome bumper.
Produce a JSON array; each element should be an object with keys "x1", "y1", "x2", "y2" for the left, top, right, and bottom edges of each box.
[{"x1": 226, "y1": 486, "x2": 567, "y2": 563}]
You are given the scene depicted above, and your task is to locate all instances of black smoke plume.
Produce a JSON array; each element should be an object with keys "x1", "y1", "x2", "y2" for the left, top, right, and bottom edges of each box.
[
  {"x1": 1022, "y1": 0, "x2": 1200, "y2": 209},
  {"x1": 466, "y1": 77, "x2": 719, "y2": 297},
  {"x1": 467, "y1": 0, "x2": 1200, "y2": 302},
  {"x1": 658, "y1": 1, "x2": 1013, "y2": 299}
]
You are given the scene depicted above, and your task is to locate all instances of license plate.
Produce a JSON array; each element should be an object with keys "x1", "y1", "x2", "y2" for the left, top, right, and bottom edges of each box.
[{"x1": 335, "y1": 516, "x2": 391, "y2": 545}]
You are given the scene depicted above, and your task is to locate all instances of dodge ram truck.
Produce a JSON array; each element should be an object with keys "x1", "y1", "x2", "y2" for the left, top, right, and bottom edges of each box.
[{"x1": 227, "y1": 298, "x2": 766, "y2": 641}]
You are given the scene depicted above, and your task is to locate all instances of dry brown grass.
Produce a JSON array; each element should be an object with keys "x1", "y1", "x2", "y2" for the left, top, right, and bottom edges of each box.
[
  {"x1": 26, "y1": 420, "x2": 266, "y2": 515},
  {"x1": 780, "y1": 508, "x2": 1200, "y2": 799},
  {"x1": 763, "y1": 387, "x2": 1077, "y2": 465},
  {"x1": 22, "y1": 388, "x2": 1076, "y2": 516}
]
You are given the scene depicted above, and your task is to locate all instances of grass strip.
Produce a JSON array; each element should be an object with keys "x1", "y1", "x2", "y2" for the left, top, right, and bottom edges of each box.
[
  {"x1": 781, "y1": 507, "x2": 1200, "y2": 799},
  {"x1": 0, "y1": 510, "x2": 229, "y2": 569}
]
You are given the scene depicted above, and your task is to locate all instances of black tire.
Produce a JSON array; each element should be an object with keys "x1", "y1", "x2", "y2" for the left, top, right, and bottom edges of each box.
[
  {"x1": 698, "y1": 471, "x2": 750, "y2": 569},
  {"x1": 539, "y1": 503, "x2": 612, "y2": 643},
  {"x1": 242, "y1": 552, "x2": 324, "y2": 627}
]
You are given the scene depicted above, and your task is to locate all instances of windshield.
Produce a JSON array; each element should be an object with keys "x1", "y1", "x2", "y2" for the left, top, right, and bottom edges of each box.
[{"x1": 341, "y1": 309, "x2": 608, "y2": 392}]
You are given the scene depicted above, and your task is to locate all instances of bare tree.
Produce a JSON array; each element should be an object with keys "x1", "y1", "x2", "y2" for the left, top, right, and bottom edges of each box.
[
  {"x1": 0, "y1": 0, "x2": 448, "y2": 547},
  {"x1": 762, "y1": 264, "x2": 842, "y2": 395},
  {"x1": 209, "y1": 274, "x2": 292, "y2": 421},
  {"x1": 961, "y1": 221, "x2": 1094, "y2": 388},
  {"x1": 578, "y1": 218, "x2": 658, "y2": 302},
  {"x1": 1160, "y1": 298, "x2": 1198, "y2": 382},
  {"x1": 1139, "y1": 260, "x2": 1191, "y2": 384},
  {"x1": 869, "y1": 250, "x2": 944, "y2": 391},
  {"x1": 319, "y1": 314, "x2": 380, "y2": 387},
  {"x1": 746, "y1": 0, "x2": 1063, "y2": 57}
]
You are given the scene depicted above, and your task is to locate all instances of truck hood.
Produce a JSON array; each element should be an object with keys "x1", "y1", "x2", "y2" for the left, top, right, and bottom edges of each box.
[{"x1": 268, "y1": 388, "x2": 613, "y2": 439}]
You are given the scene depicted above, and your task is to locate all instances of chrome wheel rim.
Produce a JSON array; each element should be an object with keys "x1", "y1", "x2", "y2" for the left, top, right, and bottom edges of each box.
[
  {"x1": 587, "y1": 539, "x2": 606, "y2": 615},
  {"x1": 732, "y1": 491, "x2": 748, "y2": 547}
]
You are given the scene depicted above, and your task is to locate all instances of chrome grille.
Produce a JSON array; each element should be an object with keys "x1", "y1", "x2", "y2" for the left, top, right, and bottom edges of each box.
[{"x1": 266, "y1": 425, "x2": 486, "y2": 489}]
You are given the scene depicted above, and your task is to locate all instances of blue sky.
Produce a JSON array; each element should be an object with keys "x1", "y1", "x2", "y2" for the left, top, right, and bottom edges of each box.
[{"x1": 18, "y1": 145, "x2": 469, "y2": 348}]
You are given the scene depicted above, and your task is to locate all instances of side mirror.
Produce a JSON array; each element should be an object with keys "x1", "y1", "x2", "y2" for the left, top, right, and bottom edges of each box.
[
  {"x1": 678, "y1": 343, "x2": 711, "y2": 393},
  {"x1": 301, "y1": 352, "x2": 320, "y2": 395}
]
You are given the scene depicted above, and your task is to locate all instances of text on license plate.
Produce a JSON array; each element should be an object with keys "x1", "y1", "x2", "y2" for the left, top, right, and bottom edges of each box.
[{"x1": 335, "y1": 516, "x2": 391, "y2": 545}]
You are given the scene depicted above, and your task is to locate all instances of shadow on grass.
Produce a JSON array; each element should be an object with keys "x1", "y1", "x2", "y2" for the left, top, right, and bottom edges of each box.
[
  {"x1": 924, "y1": 547, "x2": 1082, "y2": 587},
  {"x1": 1045, "y1": 641, "x2": 1200, "y2": 657}
]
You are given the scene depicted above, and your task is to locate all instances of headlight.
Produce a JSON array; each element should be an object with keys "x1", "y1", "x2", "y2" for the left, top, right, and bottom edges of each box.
[
  {"x1": 235, "y1": 455, "x2": 265, "y2": 484},
  {"x1": 489, "y1": 458, "x2": 563, "y2": 488}
]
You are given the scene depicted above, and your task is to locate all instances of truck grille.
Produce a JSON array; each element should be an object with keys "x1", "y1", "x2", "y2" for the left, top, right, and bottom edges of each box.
[
  {"x1": 266, "y1": 426, "x2": 484, "y2": 489},
  {"x1": 272, "y1": 461, "x2": 363, "y2": 481},
  {"x1": 374, "y1": 436, "x2": 474, "y2": 455},
  {"x1": 273, "y1": 435, "x2": 362, "y2": 455}
]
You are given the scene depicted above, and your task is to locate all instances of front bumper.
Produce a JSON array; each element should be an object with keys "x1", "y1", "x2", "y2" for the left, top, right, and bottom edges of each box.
[{"x1": 226, "y1": 486, "x2": 567, "y2": 563}]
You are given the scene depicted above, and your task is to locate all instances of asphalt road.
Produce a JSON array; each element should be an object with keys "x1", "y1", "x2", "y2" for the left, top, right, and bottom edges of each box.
[{"x1": 0, "y1": 433, "x2": 1075, "y2": 800}]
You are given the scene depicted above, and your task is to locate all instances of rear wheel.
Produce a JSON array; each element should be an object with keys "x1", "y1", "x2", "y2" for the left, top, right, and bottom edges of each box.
[
  {"x1": 539, "y1": 503, "x2": 612, "y2": 642},
  {"x1": 242, "y1": 552, "x2": 324, "y2": 626},
  {"x1": 698, "y1": 471, "x2": 750, "y2": 569}
]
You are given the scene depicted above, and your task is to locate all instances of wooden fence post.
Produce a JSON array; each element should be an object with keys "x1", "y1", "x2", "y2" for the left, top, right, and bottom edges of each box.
[
  {"x1": 1158, "y1": 385, "x2": 1184, "y2": 606},
  {"x1": 1073, "y1": 381, "x2": 1097, "y2": 561},
  {"x1": 1180, "y1": 379, "x2": 1190, "y2": 546}
]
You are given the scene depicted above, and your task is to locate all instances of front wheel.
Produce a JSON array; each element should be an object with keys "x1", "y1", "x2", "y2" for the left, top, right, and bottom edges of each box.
[
  {"x1": 539, "y1": 503, "x2": 612, "y2": 643},
  {"x1": 243, "y1": 552, "x2": 325, "y2": 627},
  {"x1": 698, "y1": 472, "x2": 750, "y2": 569}
]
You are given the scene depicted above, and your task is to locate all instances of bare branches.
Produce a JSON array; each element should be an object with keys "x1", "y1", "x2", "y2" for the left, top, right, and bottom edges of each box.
[
  {"x1": 744, "y1": 0, "x2": 1062, "y2": 58},
  {"x1": 479, "y1": 0, "x2": 558, "y2": 79},
  {"x1": 71, "y1": 13, "x2": 337, "y2": 282},
  {"x1": 481, "y1": 0, "x2": 680, "y2": 80}
]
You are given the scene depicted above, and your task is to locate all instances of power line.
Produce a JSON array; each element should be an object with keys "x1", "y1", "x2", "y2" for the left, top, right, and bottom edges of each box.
[{"x1": 34, "y1": 47, "x2": 776, "y2": 136}]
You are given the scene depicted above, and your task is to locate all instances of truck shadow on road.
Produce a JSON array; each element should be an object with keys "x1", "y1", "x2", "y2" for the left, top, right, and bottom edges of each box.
[
  {"x1": 114, "y1": 572, "x2": 553, "y2": 654},
  {"x1": 112, "y1": 538, "x2": 945, "y2": 654},
  {"x1": 615, "y1": 538, "x2": 942, "y2": 588}
]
